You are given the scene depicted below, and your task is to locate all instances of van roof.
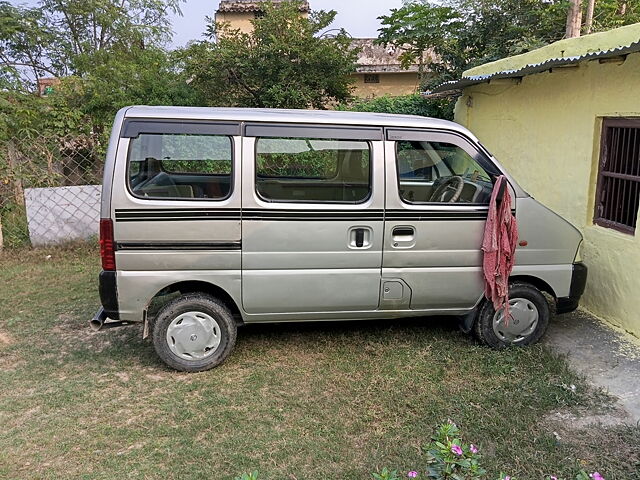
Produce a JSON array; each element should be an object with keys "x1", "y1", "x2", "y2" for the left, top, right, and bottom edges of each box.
[{"x1": 123, "y1": 106, "x2": 467, "y2": 134}]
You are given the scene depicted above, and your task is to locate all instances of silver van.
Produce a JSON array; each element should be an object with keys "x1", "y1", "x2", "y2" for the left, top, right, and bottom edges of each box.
[{"x1": 92, "y1": 107, "x2": 587, "y2": 372}]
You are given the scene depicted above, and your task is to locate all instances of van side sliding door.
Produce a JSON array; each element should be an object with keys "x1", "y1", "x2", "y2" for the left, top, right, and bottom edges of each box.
[
  {"x1": 383, "y1": 129, "x2": 503, "y2": 311},
  {"x1": 241, "y1": 124, "x2": 385, "y2": 318}
]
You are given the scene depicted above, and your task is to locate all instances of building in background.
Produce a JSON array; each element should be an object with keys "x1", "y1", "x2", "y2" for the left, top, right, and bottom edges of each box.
[
  {"x1": 351, "y1": 39, "x2": 428, "y2": 99},
  {"x1": 215, "y1": 0, "x2": 426, "y2": 99},
  {"x1": 431, "y1": 23, "x2": 640, "y2": 338},
  {"x1": 216, "y1": 0, "x2": 310, "y2": 35},
  {"x1": 38, "y1": 77, "x2": 60, "y2": 96}
]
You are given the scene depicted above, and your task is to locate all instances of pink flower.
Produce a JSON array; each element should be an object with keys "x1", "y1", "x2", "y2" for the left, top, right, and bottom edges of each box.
[
  {"x1": 407, "y1": 472, "x2": 418, "y2": 478},
  {"x1": 503, "y1": 476, "x2": 511, "y2": 480},
  {"x1": 470, "y1": 444, "x2": 478, "y2": 454},
  {"x1": 550, "y1": 476, "x2": 558, "y2": 480},
  {"x1": 590, "y1": 473, "x2": 604, "y2": 480},
  {"x1": 451, "y1": 444, "x2": 463, "y2": 456}
]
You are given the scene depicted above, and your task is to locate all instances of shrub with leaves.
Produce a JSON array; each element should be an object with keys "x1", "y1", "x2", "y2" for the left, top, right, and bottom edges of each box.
[
  {"x1": 423, "y1": 422, "x2": 486, "y2": 479},
  {"x1": 234, "y1": 472, "x2": 259, "y2": 480},
  {"x1": 373, "y1": 423, "x2": 607, "y2": 480},
  {"x1": 339, "y1": 94, "x2": 454, "y2": 121},
  {"x1": 372, "y1": 467, "x2": 401, "y2": 480}
]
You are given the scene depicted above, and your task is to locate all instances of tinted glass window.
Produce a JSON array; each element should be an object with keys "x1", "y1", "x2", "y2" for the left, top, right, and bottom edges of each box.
[
  {"x1": 256, "y1": 137, "x2": 371, "y2": 203},
  {"x1": 128, "y1": 133, "x2": 232, "y2": 200},
  {"x1": 397, "y1": 140, "x2": 494, "y2": 204}
]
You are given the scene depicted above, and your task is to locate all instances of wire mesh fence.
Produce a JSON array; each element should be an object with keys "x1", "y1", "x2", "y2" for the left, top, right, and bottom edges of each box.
[{"x1": 0, "y1": 133, "x2": 104, "y2": 249}]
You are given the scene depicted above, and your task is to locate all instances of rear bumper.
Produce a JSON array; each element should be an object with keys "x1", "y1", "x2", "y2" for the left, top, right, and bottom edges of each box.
[
  {"x1": 556, "y1": 262, "x2": 588, "y2": 314},
  {"x1": 99, "y1": 271, "x2": 120, "y2": 320}
]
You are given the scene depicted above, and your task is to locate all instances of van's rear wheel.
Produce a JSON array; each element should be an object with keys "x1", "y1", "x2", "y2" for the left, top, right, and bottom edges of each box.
[
  {"x1": 474, "y1": 283, "x2": 550, "y2": 349},
  {"x1": 152, "y1": 293, "x2": 237, "y2": 372}
]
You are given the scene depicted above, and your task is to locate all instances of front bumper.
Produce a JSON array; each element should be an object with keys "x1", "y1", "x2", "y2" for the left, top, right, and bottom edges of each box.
[{"x1": 556, "y1": 262, "x2": 588, "y2": 314}]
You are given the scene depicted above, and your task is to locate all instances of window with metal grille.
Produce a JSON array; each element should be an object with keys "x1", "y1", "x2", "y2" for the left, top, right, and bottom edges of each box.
[
  {"x1": 594, "y1": 118, "x2": 640, "y2": 234},
  {"x1": 364, "y1": 74, "x2": 380, "y2": 84}
]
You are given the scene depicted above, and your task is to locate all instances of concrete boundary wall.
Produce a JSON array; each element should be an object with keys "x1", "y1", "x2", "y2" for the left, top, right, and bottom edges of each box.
[{"x1": 24, "y1": 185, "x2": 101, "y2": 246}]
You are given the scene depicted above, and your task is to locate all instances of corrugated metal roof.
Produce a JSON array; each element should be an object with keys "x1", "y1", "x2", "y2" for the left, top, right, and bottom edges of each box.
[{"x1": 429, "y1": 23, "x2": 640, "y2": 94}]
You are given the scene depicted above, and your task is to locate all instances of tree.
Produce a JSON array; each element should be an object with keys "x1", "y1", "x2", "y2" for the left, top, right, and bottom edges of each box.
[
  {"x1": 585, "y1": 0, "x2": 596, "y2": 34},
  {"x1": 181, "y1": 1, "x2": 358, "y2": 109},
  {"x1": 67, "y1": 48, "x2": 200, "y2": 129},
  {"x1": 0, "y1": 0, "x2": 182, "y2": 90},
  {"x1": 590, "y1": 0, "x2": 640, "y2": 30},
  {"x1": 379, "y1": 0, "x2": 640, "y2": 90},
  {"x1": 566, "y1": 0, "x2": 583, "y2": 38},
  {"x1": 0, "y1": 2, "x2": 58, "y2": 92},
  {"x1": 0, "y1": 0, "x2": 196, "y2": 135},
  {"x1": 376, "y1": 3, "x2": 463, "y2": 85}
]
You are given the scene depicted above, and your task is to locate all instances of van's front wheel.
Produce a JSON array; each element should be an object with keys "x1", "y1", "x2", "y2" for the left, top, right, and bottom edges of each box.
[
  {"x1": 474, "y1": 283, "x2": 550, "y2": 349},
  {"x1": 152, "y1": 293, "x2": 237, "y2": 372}
]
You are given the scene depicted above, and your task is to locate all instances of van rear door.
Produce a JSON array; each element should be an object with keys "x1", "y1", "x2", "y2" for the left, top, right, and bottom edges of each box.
[{"x1": 241, "y1": 124, "x2": 385, "y2": 317}]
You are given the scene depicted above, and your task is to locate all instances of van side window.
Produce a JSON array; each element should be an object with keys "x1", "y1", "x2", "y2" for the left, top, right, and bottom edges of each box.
[
  {"x1": 127, "y1": 133, "x2": 232, "y2": 200},
  {"x1": 255, "y1": 137, "x2": 371, "y2": 203},
  {"x1": 397, "y1": 140, "x2": 494, "y2": 204}
]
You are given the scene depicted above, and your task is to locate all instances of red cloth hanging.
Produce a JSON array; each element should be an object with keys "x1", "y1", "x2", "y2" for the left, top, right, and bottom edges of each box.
[{"x1": 482, "y1": 176, "x2": 518, "y2": 325}]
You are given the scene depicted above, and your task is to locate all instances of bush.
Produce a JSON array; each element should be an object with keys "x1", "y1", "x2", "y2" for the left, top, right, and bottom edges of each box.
[
  {"x1": 422, "y1": 422, "x2": 486, "y2": 479},
  {"x1": 338, "y1": 94, "x2": 455, "y2": 120},
  {"x1": 0, "y1": 200, "x2": 29, "y2": 248}
]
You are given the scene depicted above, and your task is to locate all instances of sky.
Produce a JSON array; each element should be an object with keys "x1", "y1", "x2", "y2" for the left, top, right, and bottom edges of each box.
[
  {"x1": 13, "y1": 0, "x2": 404, "y2": 47},
  {"x1": 170, "y1": 0, "x2": 404, "y2": 47}
]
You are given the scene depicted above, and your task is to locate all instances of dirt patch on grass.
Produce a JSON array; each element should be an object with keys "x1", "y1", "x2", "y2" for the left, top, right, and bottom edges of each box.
[
  {"x1": 539, "y1": 406, "x2": 640, "y2": 477},
  {"x1": 53, "y1": 313, "x2": 95, "y2": 339},
  {"x1": 0, "y1": 331, "x2": 21, "y2": 370},
  {"x1": 0, "y1": 331, "x2": 14, "y2": 346},
  {"x1": 0, "y1": 352, "x2": 24, "y2": 371},
  {"x1": 544, "y1": 407, "x2": 631, "y2": 430}
]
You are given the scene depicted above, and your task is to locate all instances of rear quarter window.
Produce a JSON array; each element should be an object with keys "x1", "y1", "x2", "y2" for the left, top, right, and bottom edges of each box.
[{"x1": 127, "y1": 133, "x2": 233, "y2": 200}]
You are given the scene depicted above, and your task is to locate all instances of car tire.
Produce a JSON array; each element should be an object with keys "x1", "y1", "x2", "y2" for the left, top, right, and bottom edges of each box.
[
  {"x1": 474, "y1": 282, "x2": 550, "y2": 349},
  {"x1": 152, "y1": 293, "x2": 237, "y2": 372}
]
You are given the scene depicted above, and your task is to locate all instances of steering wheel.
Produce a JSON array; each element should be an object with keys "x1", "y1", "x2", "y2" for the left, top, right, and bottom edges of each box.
[{"x1": 429, "y1": 176, "x2": 465, "y2": 203}]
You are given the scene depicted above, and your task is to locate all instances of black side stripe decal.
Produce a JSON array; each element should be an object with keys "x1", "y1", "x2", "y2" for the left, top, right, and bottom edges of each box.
[
  {"x1": 242, "y1": 212, "x2": 384, "y2": 221},
  {"x1": 115, "y1": 209, "x2": 241, "y2": 222},
  {"x1": 114, "y1": 209, "x2": 491, "y2": 222},
  {"x1": 385, "y1": 210, "x2": 488, "y2": 221},
  {"x1": 117, "y1": 241, "x2": 241, "y2": 251}
]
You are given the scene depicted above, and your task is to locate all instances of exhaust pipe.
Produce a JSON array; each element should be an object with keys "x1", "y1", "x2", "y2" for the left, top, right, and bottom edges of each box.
[{"x1": 90, "y1": 308, "x2": 132, "y2": 331}]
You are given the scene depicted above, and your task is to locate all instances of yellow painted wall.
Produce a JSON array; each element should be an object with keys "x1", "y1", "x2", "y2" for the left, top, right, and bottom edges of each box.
[
  {"x1": 455, "y1": 52, "x2": 640, "y2": 337},
  {"x1": 352, "y1": 72, "x2": 420, "y2": 99},
  {"x1": 216, "y1": 11, "x2": 309, "y2": 35},
  {"x1": 216, "y1": 12, "x2": 256, "y2": 34}
]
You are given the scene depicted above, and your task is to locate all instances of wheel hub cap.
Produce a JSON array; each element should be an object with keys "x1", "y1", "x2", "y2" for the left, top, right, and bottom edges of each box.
[
  {"x1": 492, "y1": 298, "x2": 539, "y2": 344},
  {"x1": 166, "y1": 311, "x2": 221, "y2": 360}
]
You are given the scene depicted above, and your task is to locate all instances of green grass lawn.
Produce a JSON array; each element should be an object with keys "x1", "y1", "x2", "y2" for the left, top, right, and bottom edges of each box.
[{"x1": 0, "y1": 245, "x2": 638, "y2": 480}]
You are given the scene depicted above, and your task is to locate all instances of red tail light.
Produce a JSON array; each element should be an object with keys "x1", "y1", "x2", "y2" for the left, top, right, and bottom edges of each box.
[{"x1": 100, "y1": 218, "x2": 116, "y2": 271}]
